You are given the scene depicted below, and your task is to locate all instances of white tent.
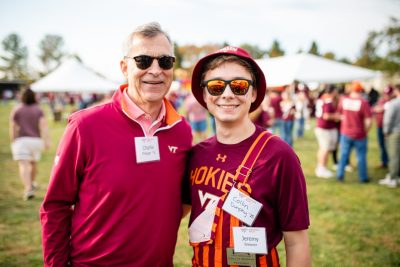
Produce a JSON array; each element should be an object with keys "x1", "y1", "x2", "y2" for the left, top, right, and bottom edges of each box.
[
  {"x1": 31, "y1": 58, "x2": 119, "y2": 93},
  {"x1": 256, "y1": 53, "x2": 380, "y2": 87}
]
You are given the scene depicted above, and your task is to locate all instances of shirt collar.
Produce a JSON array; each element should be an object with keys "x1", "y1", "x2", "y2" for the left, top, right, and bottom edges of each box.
[{"x1": 122, "y1": 87, "x2": 166, "y2": 122}]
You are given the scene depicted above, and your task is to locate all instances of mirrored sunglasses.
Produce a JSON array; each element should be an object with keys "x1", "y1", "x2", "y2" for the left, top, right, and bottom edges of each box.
[
  {"x1": 202, "y1": 79, "x2": 253, "y2": 96},
  {"x1": 124, "y1": 55, "x2": 175, "y2": 70}
]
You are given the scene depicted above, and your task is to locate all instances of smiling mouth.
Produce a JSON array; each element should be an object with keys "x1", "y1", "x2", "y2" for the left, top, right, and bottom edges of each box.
[
  {"x1": 217, "y1": 104, "x2": 239, "y2": 110},
  {"x1": 144, "y1": 81, "x2": 163, "y2": 85}
]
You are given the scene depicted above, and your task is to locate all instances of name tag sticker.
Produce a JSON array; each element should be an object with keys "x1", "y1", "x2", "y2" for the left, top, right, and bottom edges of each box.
[
  {"x1": 222, "y1": 187, "x2": 263, "y2": 226},
  {"x1": 233, "y1": 227, "x2": 268, "y2": 254},
  {"x1": 134, "y1": 136, "x2": 160, "y2": 163}
]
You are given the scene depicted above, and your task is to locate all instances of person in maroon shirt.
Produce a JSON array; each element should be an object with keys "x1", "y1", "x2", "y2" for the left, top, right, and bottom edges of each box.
[
  {"x1": 40, "y1": 22, "x2": 192, "y2": 267},
  {"x1": 269, "y1": 87, "x2": 284, "y2": 135},
  {"x1": 314, "y1": 85, "x2": 339, "y2": 178},
  {"x1": 188, "y1": 46, "x2": 311, "y2": 267},
  {"x1": 10, "y1": 88, "x2": 50, "y2": 200},
  {"x1": 336, "y1": 81, "x2": 372, "y2": 183}
]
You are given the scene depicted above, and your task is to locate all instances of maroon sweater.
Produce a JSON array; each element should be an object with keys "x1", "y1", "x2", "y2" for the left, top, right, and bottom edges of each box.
[{"x1": 40, "y1": 85, "x2": 192, "y2": 266}]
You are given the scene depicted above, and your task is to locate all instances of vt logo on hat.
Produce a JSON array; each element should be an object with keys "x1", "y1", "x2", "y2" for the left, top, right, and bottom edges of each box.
[{"x1": 219, "y1": 46, "x2": 238, "y2": 53}]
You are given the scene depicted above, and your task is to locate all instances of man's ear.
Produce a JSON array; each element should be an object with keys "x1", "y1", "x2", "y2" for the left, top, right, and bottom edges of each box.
[{"x1": 120, "y1": 60, "x2": 128, "y2": 77}]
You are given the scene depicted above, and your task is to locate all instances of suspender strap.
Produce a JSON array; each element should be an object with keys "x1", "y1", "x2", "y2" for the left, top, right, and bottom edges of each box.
[{"x1": 235, "y1": 131, "x2": 276, "y2": 186}]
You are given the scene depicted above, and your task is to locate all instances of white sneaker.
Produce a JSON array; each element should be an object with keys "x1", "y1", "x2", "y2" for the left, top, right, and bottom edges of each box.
[
  {"x1": 379, "y1": 174, "x2": 391, "y2": 185},
  {"x1": 23, "y1": 190, "x2": 35, "y2": 201},
  {"x1": 345, "y1": 165, "x2": 354, "y2": 172},
  {"x1": 379, "y1": 175, "x2": 398, "y2": 188},
  {"x1": 315, "y1": 167, "x2": 334, "y2": 179}
]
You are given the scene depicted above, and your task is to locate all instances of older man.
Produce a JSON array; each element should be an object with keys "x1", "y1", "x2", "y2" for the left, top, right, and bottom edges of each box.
[{"x1": 40, "y1": 22, "x2": 192, "y2": 266}]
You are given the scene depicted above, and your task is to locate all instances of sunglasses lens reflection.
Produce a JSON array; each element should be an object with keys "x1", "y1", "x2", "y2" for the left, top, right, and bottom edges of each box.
[
  {"x1": 230, "y1": 80, "x2": 250, "y2": 95},
  {"x1": 207, "y1": 80, "x2": 226, "y2": 95},
  {"x1": 206, "y1": 79, "x2": 250, "y2": 96}
]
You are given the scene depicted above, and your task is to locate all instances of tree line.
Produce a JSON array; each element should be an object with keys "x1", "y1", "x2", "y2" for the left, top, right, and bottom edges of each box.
[{"x1": 1, "y1": 17, "x2": 399, "y2": 81}]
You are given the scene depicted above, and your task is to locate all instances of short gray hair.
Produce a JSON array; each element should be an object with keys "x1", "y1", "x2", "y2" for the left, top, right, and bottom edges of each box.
[{"x1": 122, "y1": 22, "x2": 173, "y2": 57}]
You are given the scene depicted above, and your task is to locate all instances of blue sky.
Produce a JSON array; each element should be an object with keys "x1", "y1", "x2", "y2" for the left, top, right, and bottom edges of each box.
[{"x1": 0, "y1": 0, "x2": 399, "y2": 81}]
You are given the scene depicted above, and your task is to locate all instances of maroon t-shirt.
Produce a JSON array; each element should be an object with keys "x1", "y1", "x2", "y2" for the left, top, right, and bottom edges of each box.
[
  {"x1": 12, "y1": 104, "x2": 44, "y2": 138},
  {"x1": 338, "y1": 96, "x2": 372, "y2": 139},
  {"x1": 187, "y1": 126, "x2": 309, "y2": 266},
  {"x1": 315, "y1": 97, "x2": 337, "y2": 129},
  {"x1": 374, "y1": 98, "x2": 389, "y2": 128},
  {"x1": 270, "y1": 95, "x2": 283, "y2": 119}
]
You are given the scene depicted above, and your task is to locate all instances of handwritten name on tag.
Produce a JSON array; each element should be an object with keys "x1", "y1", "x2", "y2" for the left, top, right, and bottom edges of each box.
[
  {"x1": 222, "y1": 187, "x2": 263, "y2": 226},
  {"x1": 134, "y1": 136, "x2": 160, "y2": 163}
]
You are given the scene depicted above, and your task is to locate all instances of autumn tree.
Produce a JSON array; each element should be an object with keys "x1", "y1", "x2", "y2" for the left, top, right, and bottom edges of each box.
[
  {"x1": 355, "y1": 17, "x2": 400, "y2": 76},
  {"x1": 240, "y1": 43, "x2": 266, "y2": 59},
  {"x1": 0, "y1": 33, "x2": 29, "y2": 80},
  {"x1": 323, "y1": 52, "x2": 336, "y2": 60}
]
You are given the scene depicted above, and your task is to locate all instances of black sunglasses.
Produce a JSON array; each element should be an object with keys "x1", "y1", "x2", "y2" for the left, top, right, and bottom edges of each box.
[
  {"x1": 124, "y1": 55, "x2": 175, "y2": 70},
  {"x1": 202, "y1": 79, "x2": 253, "y2": 96}
]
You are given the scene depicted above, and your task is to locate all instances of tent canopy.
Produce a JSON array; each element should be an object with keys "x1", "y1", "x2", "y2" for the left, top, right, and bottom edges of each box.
[
  {"x1": 31, "y1": 58, "x2": 119, "y2": 93},
  {"x1": 256, "y1": 53, "x2": 380, "y2": 87}
]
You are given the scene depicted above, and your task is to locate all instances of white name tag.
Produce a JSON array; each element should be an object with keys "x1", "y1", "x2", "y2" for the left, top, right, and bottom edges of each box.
[
  {"x1": 222, "y1": 187, "x2": 263, "y2": 226},
  {"x1": 342, "y1": 98, "x2": 362, "y2": 111},
  {"x1": 134, "y1": 136, "x2": 160, "y2": 163},
  {"x1": 233, "y1": 227, "x2": 267, "y2": 254}
]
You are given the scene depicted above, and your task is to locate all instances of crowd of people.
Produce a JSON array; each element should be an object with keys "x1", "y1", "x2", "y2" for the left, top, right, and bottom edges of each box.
[
  {"x1": 248, "y1": 81, "x2": 400, "y2": 187},
  {"x1": 7, "y1": 21, "x2": 399, "y2": 267},
  {"x1": 173, "y1": 79, "x2": 399, "y2": 189}
]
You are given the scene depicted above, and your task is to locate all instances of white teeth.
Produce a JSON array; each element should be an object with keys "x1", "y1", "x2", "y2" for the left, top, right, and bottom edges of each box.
[{"x1": 218, "y1": 105, "x2": 238, "y2": 109}]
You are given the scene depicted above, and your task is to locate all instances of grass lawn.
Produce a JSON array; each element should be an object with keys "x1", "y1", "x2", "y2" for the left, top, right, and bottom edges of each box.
[{"x1": 1, "y1": 101, "x2": 399, "y2": 267}]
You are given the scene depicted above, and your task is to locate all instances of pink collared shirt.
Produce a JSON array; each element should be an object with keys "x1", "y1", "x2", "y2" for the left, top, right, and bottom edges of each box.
[{"x1": 122, "y1": 88, "x2": 166, "y2": 136}]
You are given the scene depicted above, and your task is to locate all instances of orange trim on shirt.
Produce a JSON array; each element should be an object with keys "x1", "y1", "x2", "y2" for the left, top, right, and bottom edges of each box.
[
  {"x1": 259, "y1": 255, "x2": 268, "y2": 267},
  {"x1": 271, "y1": 247, "x2": 279, "y2": 267},
  {"x1": 164, "y1": 98, "x2": 182, "y2": 125},
  {"x1": 214, "y1": 212, "x2": 223, "y2": 266}
]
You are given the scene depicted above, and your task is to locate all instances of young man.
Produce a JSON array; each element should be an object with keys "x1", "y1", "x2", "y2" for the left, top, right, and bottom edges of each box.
[
  {"x1": 40, "y1": 22, "x2": 192, "y2": 266},
  {"x1": 336, "y1": 81, "x2": 372, "y2": 183},
  {"x1": 187, "y1": 46, "x2": 311, "y2": 267}
]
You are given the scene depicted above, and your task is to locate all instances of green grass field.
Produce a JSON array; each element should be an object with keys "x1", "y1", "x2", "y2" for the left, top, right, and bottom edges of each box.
[{"x1": 0, "y1": 101, "x2": 399, "y2": 267}]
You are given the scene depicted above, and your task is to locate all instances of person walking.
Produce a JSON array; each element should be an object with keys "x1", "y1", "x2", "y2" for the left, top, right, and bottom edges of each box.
[
  {"x1": 10, "y1": 88, "x2": 50, "y2": 200},
  {"x1": 40, "y1": 22, "x2": 192, "y2": 266},
  {"x1": 187, "y1": 46, "x2": 311, "y2": 267}
]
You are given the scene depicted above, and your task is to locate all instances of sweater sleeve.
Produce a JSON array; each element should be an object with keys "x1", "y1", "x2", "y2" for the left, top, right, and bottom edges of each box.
[{"x1": 40, "y1": 118, "x2": 86, "y2": 266}]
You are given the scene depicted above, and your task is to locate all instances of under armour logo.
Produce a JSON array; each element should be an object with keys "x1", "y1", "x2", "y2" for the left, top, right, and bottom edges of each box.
[
  {"x1": 168, "y1": 146, "x2": 178, "y2": 153},
  {"x1": 216, "y1": 154, "x2": 227, "y2": 162}
]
